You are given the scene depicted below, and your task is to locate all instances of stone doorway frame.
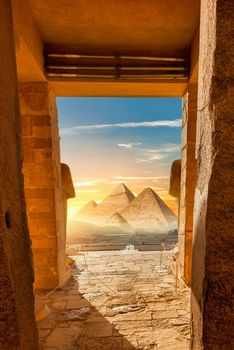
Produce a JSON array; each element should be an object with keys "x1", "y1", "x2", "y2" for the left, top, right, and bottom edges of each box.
[{"x1": 0, "y1": 1, "x2": 233, "y2": 349}]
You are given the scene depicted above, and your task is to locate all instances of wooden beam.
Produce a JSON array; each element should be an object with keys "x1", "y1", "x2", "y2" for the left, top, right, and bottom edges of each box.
[{"x1": 49, "y1": 79, "x2": 188, "y2": 97}]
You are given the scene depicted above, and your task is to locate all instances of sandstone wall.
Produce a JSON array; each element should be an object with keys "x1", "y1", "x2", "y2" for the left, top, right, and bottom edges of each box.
[
  {"x1": 19, "y1": 82, "x2": 69, "y2": 289},
  {"x1": 191, "y1": 0, "x2": 234, "y2": 348},
  {"x1": 169, "y1": 159, "x2": 181, "y2": 199},
  {"x1": 0, "y1": 1, "x2": 38, "y2": 348},
  {"x1": 179, "y1": 83, "x2": 197, "y2": 286},
  {"x1": 169, "y1": 159, "x2": 181, "y2": 230}
]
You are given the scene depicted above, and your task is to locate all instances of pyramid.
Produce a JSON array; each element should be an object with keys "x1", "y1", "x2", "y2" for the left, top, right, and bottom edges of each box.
[
  {"x1": 92, "y1": 183, "x2": 135, "y2": 225},
  {"x1": 120, "y1": 187, "x2": 177, "y2": 233},
  {"x1": 77, "y1": 200, "x2": 97, "y2": 220},
  {"x1": 107, "y1": 211, "x2": 133, "y2": 232}
]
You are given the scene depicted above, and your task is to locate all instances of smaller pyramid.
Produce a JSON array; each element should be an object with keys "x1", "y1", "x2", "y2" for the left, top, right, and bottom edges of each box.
[
  {"x1": 77, "y1": 200, "x2": 97, "y2": 219},
  {"x1": 107, "y1": 211, "x2": 133, "y2": 232}
]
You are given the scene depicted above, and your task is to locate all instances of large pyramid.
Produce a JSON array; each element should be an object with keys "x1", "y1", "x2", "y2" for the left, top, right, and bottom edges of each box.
[
  {"x1": 120, "y1": 187, "x2": 177, "y2": 233},
  {"x1": 91, "y1": 183, "x2": 135, "y2": 225},
  {"x1": 77, "y1": 200, "x2": 97, "y2": 221}
]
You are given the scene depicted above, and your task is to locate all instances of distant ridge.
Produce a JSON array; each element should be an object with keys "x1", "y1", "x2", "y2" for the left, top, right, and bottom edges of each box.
[{"x1": 120, "y1": 187, "x2": 177, "y2": 232}]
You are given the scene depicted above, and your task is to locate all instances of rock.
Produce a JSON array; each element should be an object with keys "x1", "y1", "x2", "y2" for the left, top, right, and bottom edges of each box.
[
  {"x1": 111, "y1": 304, "x2": 144, "y2": 315},
  {"x1": 62, "y1": 308, "x2": 91, "y2": 321}
]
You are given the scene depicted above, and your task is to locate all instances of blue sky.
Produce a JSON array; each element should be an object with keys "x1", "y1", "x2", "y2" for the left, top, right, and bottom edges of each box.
[{"x1": 57, "y1": 97, "x2": 182, "y2": 215}]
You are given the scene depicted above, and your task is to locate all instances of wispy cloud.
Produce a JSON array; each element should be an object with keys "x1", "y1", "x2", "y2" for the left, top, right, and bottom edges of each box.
[
  {"x1": 148, "y1": 154, "x2": 168, "y2": 160},
  {"x1": 75, "y1": 189, "x2": 100, "y2": 193},
  {"x1": 137, "y1": 185, "x2": 165, "y2": 191},
  {"x1": 135, "y1": 158, "x2": 150, "y2": 164},
  {"x1": 74, "y1": 179, "x2": 107, "y2": 187},
  {"x1": 143, "y1": 144, "x2": 180, "y2": 154},
  {"x1": 116, "y1": 142, "x2": 180, "y2": 163},
  {"x1": 61, "y1": 119, "x2": 182, "y2": 134},
  {"x1": 135, "y1": 143, "x2": 180, "y2": 163},
  {"x1": 114, "y1": 176, "x2": 169, "y2": 181},
  {"x1": 118, "y1": 142, "x2": 142, "y2": 149},
  {"x1": 135, "y1": 157, "x2": 166, "y2": 163}
]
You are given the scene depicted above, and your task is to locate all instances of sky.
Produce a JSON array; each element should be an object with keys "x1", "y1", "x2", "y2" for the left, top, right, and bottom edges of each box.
[{"x1": 57, "y1": 97, "x2": 182, "y2": 219}]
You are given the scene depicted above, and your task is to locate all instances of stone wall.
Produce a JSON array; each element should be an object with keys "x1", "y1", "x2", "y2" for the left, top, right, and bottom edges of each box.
[
  {"x1": 19, "y1": 82, "x2": 70, "y2": 289},
  {"x1": 0, "y1": 1, "x2": 38, "y2": 348},
  {"x1": 61, "y1": 163, "x2": 75, "y2": 229},
  {"x1": 179, "y1": 83, "x2": 197, "y2": 286},
  {"x1": 191, "y1": 0, "x2": 234, "y2": 348},
  {"x1": 169, "y1": 159, "x2": 181, "y2": 199},
  {"x1": 169, "y1": 158, "x2": 181, "y2": 228}
]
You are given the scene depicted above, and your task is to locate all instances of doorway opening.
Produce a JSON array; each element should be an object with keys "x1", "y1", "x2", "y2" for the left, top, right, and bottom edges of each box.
[
  {"x1": 36, "y1": 97, "x2": 191, "y2": 350},
  {"x1": 59, "y1": 98, "x2": 180, "y2": 249}
]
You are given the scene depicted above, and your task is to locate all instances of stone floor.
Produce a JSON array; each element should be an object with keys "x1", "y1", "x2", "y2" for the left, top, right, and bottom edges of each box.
[{"x1": 37, "y1": 250, "x2": 190, "y2": 350}]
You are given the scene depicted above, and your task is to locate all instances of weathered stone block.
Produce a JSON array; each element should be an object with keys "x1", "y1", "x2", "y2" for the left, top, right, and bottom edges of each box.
[
  {"x1": 21, "y1": 115, "x2": 32, "y2": 136},
  {"x1": 22, "y1": 147, "x2": 34, "y2": 162},
  {"x1": 23, "y1": 163, "x2": 54, "y2": 187},
  {"x1": 19, "y1": 83, "x2": 50, "y2": 116},
  {"x1": 20, "y1": 82, "x2": 67, "y2": 290},
  {"x1": 178, "y1": 82, "x2": 198, "y2": 287},
  {"x1": 28, "y1": 211, "x2": 56, "y2": 221},
  {"x1": 33, "y1": 126, "x2": 51, "y2": 138},
  {"x1": 33, "y1": 248, "x2": 58, "y2": 286},
  {"x1": 33, "y1": 149, "x2": 53, "y2": 164},
  {"x1": 26, "y1": 198, "x2": 55, "y2": 213},
  {"x1": 169, "y1": 159, "x2": 181, "y2": 198},
  {"x1": 31, "y1": 237, "x2": 57, "y2": 249},
  {"x1": 32, "y1": 115, "x2": 51, "y2": 127},
  {"x1": 25, "y1": 187, "x2": 55, "y2": 199},
  {"x1": 23, "y1": 136, "x2": 52, "y2": 149}
]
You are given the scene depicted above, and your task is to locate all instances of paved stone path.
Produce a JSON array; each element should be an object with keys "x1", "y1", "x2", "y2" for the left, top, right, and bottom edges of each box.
[{"x1": 38, "y1": 250, "x2": 190, "y2": 350}]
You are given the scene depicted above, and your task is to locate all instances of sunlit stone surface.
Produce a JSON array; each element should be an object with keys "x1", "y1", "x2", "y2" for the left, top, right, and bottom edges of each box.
[{"x1": 37, "y1": 250, "x2": 190, "y2": 349}]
